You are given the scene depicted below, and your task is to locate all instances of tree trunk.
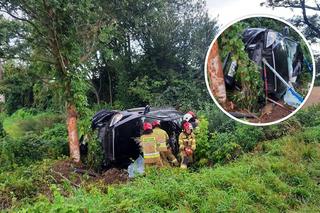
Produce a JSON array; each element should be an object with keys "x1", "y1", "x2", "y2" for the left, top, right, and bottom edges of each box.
[
  {"x1": 207, "y1": 41, "x2": 227, "y2": 105},
  {"x1": 106, "y1": 68, "x2": 113, "y2": 106},
  {"x1": 67, "y1": 103, "x2": 80, "y2": 163},
  {"x1": 0, "y1": 62, "x2": 4, "y2": 103},
  {"x1": 91, "y1": 81, "x2": 100, "y2": 105}
]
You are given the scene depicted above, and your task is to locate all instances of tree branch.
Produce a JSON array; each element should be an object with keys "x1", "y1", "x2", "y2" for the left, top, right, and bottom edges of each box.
[
  {"x1": 300, "y1": 0, "x2": 320, "y2": 37},
  {"x1": 0, "y1": 10, "x2": 44, "y2": 37}
]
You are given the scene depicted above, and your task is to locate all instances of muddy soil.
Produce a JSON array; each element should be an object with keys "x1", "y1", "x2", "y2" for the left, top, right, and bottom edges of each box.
[
  {"x1": 100, "y1": 168, "x2": 129, "y2": 184},
  {"x1": 50, "y1": 160, "x2": 128, "y2": 186},
  {"x1": 250, "y1": 104, "x2": 291, "y2": 123}
]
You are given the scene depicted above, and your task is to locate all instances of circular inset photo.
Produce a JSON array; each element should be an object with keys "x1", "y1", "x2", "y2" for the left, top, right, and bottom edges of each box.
[{"x1": 205, "y1": 15, "x2": 315, "y2": 126}]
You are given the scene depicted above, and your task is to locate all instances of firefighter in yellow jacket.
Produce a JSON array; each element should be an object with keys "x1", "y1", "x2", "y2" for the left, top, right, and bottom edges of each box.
[
  {"x1": 140, "y1": 122, "x2": 163, "y2": 167},
  {"x1": 152, "y1": 120, "x2": 179, "y2": 166},
  {"x1": 179, "y1": 121, "x2": 196, "y2": 169}
]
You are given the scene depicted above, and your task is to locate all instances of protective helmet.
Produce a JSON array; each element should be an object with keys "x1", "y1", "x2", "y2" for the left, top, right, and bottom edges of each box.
[
  {"x1": 183, "y1": 113, "x2": 193, "y2": 122},
  {"x1": 143, "y1": 122, "x2": 152, "y2": 131},
  {"x1": 187, "y1": 111, "x2": 196, "y2": 118},
  {"x1": 182, "y1": 122, "x2": 193, "y2": 132},
  {"x1": 152, "y1": 120, "x2": 160, "y2": 127}
]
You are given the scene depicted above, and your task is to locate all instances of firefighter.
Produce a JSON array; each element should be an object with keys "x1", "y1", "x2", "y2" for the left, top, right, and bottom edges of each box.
[
  {"x1": 152, "y1": 120, "x2": 179, "y2": 166},
  {"x1": 179, "y1": 121, "x2": 196, "y2": 169},
  {"x1": 183, "y1": 111, "x2": 199, "y2": 129},
  {"x1": 140, "y1": 122, "x2": 163, "y2": 167}
]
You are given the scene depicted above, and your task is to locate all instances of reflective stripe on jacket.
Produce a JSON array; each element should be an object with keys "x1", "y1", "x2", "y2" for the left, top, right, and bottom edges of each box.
[
  {"x1": 153, "y1": 127, "x2": 169, "y2": 152},
  {"x1": 140, "y1": 134, "x2": 160, "y2": 159},
  {"x1": 178, "y1": 132, "x2": 196, "y2": 151}
]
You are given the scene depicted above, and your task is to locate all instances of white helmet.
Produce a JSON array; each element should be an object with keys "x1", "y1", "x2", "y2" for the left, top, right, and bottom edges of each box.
[{"x1": 183, "y1": 113, "x2": 193, "y2": 122}]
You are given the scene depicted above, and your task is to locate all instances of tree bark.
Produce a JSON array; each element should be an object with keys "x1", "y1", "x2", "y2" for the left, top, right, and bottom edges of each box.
[
  {"x1": 300, "y1": 0, "x2": 320, "y2": 38},
  {"x1": 67, "y1": 103, "x2": 80, "y2": 163},
  {"x1": 207, "y1": 41, "x2": 227, "y2": 105},
  {"x1": 0, "y1": 62, "x2": 4, "y2": 103},
  {"x1": 106, "y1": 68, "x2": 113, "y2": 106}
]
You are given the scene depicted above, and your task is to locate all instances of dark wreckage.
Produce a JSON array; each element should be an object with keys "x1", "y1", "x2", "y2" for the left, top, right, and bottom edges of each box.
[{"x1": 90, "y1": 106, "x2": 184, "y2": 168}]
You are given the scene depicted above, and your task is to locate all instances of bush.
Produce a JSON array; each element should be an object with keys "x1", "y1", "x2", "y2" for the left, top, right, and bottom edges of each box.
[
  {"x1": 14, "y1": 136, "x2": 320, "y2": 212},
  {"x1": 234, "y1": 124, "x2": 264, "y2": 152},
  {"x1": 198, "y1": 103, "x2": 235, "y2": 133},
  {"x1": 194, "y1": 117, "x2": 209, "y2": 164},
  {"x1": 0, "y1": 159, "x2": 59, "y2": 209},
  {"x1": 262, "y1": 117, "x2": 302, "y2": 140},
  {"x1": 295, "y1": 104, "x2": 320, "y2": 127},
  {"x1": 300, "y1": 126, "x2": 320, "y2": 144},
  {"x1": 82, "y1": 131, "x2": 105, "y2": 172},
  {"x1": 2, "y1": 109, "x2": 64, "y2": 139},
  {"x1": 0, "y1": 124, "x2": 68, "y2": 170},
  {"x1": 0, "y1": 112, "x2": 7, "y2": 138}
]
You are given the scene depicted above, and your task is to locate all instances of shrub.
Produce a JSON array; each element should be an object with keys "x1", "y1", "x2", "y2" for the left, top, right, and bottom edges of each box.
[
  {"x1": 2, "y1": 109, "x2": 64, "y2": 139},
  {"x1": 82, "y1": 131, "x2": 105, "y2": 172},
  {"x1": 194, "y1": 117, "x2": 209, "y2": 165},
  {"x1": 295, "y1": 104, "x2": 320, "y2": 127},
  {"x1": 300, "y1": 126, "x2": 320, "y2": 144},
  {"x1": 234, "y1": 124, "x2": 264, "y2": 152},
  {"x1": 0, "y1": 112, "x2": 7, "y2": 138},
  {"x1": 198, "y1": 103, "x2": 236, "y2": 133},
  {"x1": 13, "y1": 135, "x2": 320, "y2": 212},
  {"x1": 0, "y1": 124, "x2": 68, "y2": 170},
  {"x1": 0, "y1": 159, "x2": 58, "y2": 209}
]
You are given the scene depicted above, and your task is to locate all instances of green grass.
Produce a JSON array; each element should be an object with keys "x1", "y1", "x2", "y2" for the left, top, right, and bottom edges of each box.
[
  {"x1": 9, "y1": 128, "x2": 320, "y2": 213},
  {"x1": 2, "y1": 109, "x2": 64, "y2": 139}
]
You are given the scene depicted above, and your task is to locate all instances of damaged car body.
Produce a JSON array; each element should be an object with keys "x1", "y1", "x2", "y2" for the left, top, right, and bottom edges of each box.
[
  {"x1": 223, "y1": 27, "x2": 306, "y2": 100},
  {"x1": 90, "y1": 106, "x2": 184, "y2": 168}
]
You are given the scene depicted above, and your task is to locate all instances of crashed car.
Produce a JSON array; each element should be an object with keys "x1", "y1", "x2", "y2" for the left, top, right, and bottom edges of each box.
[
  {"x1": 223, "y1": 27, "x2": 306, "y2": 100},
  {"x1": 91, "y1": 106, "x2": 184, "y2": 168}
]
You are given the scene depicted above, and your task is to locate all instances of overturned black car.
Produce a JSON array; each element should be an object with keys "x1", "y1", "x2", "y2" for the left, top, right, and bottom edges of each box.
[
  {"x1": 223, "y1": 27, "x2": 308, "y2": 100},
  {"x1": 90, "y1": 106, "x2": 184, "y2": 168}
]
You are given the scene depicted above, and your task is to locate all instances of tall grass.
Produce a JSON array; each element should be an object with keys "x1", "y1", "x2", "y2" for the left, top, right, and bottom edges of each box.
[{"x1": 14, "y1": 128, "x2": 320, "y2": 212}]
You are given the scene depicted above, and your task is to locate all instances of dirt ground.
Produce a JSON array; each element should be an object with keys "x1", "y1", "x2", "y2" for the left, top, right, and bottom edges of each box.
[
  {"x1": 241, "y1": 87, "x2": 320, "y2": 123},
  {"x1": 249, "y1": 102, "x2": 292, "y2": 124},
  {"x1": 302, "y1": 87, "x2": 320, "y2": 109},
  {"x1": 50, "y1": 160, "x2": 129, "y2": 187}
]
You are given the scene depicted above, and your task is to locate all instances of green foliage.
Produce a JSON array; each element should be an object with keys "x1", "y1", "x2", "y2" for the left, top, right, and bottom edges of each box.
[
  {"x1": 295, "y1": 104, "x2": 320, "y2": 127},
  {"x1": 0, "y1": 63, "x2": 35, "y2": 114},
  {"x1": 219, "y1": 22, "x2": 263, "y2": 112},
  {"x1": 300, "y1": 126, "x2": 320, "y2": 144},
  {"x1": 234, "y1": 124, "x2": 264, "y2": 152},
  {"x1": 0, "y1": 128, "x2": 68, "y2": 170},
  {"x1": 0, "y1": 112, "x2": 7, "y2": 138},
  {"x1": 194, "y1": 120, "x2": 264, "y2": 165},
  {"x1": 198, "y1": 102, "x2": 236, "y2": 133},
  {"x1": 83, "y1": 132, "x2": 105, "y2": 172},
  {"x1": 0, "y1": 159, "x2": 62, "y2": 209},
  {"x1": 262, "y1": 117, "x2": 302, "y2": 140},
  {"x1": 2, "y1": 109, "x2": 64, "y2": 139},
  {"x1": 128, "y1": 75, "x2": 167, "y2": 105},
  {"x1": 12, "y1": 132, "x2": 320, "y2": 212},
  {"x1": 194, "y1": 117, "x2": 209, "y2": 165}
]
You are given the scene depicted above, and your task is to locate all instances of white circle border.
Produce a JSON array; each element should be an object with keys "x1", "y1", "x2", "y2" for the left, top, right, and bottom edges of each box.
[{"x1": 204, "y1": 14, "x2": 316, "y2": 126}]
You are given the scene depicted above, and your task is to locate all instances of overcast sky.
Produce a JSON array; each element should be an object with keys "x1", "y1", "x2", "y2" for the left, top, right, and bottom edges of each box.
[
  {"x1": 206, "y1": 0, "x2": 301, "y2": 26},
  {"x1": 206, "y1": 0, "x2": 319, "y2": 55}
]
